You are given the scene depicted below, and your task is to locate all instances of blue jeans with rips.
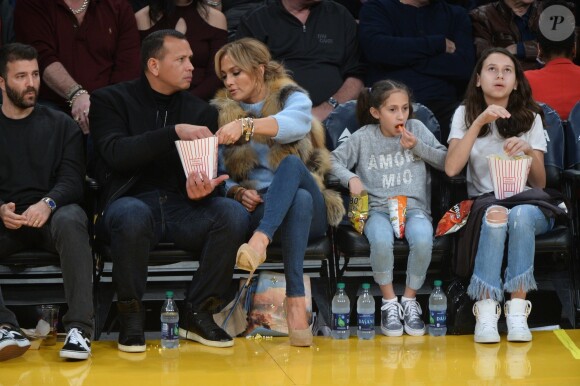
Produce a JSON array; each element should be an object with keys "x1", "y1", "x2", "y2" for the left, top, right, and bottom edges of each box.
[
  {"x1": 98, "y1": 190, "x2": 249, "y2": 310},
  {"x1": 364, "y1": 208, "x2": 433, "y2": 290},
  {"x1": 249, "y1": 156, "x2": 328, "y2": 297},
  {"x1": 467, "y1": 204, "x2": 554, "y2": 302}
]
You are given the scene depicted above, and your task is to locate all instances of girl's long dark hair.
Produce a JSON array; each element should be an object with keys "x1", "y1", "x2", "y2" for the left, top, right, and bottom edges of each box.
[
  {"x1": 464, "y1": 47, "x2": 542, "y2": 138},
  {"x1": 149, "y1": 0, "x2": 206, "y2": 27},
  {"x1": 357, "y1": 80, "x2": 414, "y2": 126}
]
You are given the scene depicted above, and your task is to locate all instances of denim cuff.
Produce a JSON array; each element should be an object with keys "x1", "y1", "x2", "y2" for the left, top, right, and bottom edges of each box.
[
  {"x1": 467, "y1": 274, "x2": 504, "y2": 302},
  {"x1": 373, "y1": 270, "x2": 393, "y2": 286},
  {"x1": 406, "y1": 272, "x2": 427, "y2": 291},
  {"x1": 504, "y1": 266, "x2": 537, "y2": 294}
]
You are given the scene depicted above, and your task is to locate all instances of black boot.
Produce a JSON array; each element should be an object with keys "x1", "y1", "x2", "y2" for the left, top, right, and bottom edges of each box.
[
  {"x1": 179, "y1": 302, "x2": 233, "y2": 348},
  {"x1": 117, "y1": 300, "x2": 146, "y2": 353}
]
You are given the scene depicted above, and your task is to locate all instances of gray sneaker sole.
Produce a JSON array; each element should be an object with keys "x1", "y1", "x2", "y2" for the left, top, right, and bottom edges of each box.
[
  {"x1": 404, "y1": 325, "x2": 426, "y2": 336},
  {"x1": 381, "y1": 326, "x2": 403, "y2": 337}
]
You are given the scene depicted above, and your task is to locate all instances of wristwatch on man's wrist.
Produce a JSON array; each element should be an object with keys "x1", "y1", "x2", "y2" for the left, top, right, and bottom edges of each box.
[
  {"x1": 42, "y1": 197, "x2": 56, "y2": 212},
  {"x1": 327, "y1": 96, "x2": 339, "y2": 109}
]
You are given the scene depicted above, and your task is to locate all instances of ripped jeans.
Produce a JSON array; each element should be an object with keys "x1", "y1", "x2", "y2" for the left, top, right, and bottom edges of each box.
[
  {"x1": 468, "y1": 204, "x2": 554, "y2": 301},
  {"x1": 364, "y1": 208, "x2": 433, "y2": 290}
]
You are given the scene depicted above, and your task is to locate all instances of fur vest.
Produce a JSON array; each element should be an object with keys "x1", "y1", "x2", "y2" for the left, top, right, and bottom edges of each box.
[{"x1": 211, "y1": 77, "x2": 345, "y2": 227}]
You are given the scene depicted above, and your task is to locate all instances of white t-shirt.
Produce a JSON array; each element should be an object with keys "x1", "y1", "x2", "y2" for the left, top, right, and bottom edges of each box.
[{"x1": 448, "y1": 105, "x2": 547, "y2": 197}]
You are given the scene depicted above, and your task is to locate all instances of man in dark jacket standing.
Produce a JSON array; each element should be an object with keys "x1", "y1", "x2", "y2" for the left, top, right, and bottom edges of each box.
[
  {"x1": 236, "y1": 0, "x2": 365, "y2": 124},
  {"x1": 359, "y1": 0, "x2": 475, "y2": 141},
  {"x1": 470, "y1": 0, "x2": 540, "y2": 71},
  {"x1": 90, "y1": 30, "x2": 249, "y2": 352},
  {"x1": 0, "y1": 43, "x2": 93, "y2": 361}
]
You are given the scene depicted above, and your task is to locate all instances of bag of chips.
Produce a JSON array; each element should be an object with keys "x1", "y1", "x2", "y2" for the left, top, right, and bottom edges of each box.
[
  {"x1": 388, "y1": 195, "x2": 407, "y2": 239},
  {"x1": 348, "y1": 191, "x2": 369, "y2": 234},
  {"x1": 435, "y1": 200, "x2": 474, "y2": 237}
]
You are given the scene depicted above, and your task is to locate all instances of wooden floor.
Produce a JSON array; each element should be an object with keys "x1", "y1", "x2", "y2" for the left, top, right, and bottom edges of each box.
[{"x1": 2, "y1": 330, "x2": 580, "y2": 385}]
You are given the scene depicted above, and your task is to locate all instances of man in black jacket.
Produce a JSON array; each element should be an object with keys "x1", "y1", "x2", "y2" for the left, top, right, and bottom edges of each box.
[
  {"x1": 0, "y1": 43, "x2": 93, "y2": 361},
  {"x1": 90, "y1": 30, "x2": 249, "y2": 352},
  {"x1": 236, "y1": 0, "x2": 365, "y2": 123}
]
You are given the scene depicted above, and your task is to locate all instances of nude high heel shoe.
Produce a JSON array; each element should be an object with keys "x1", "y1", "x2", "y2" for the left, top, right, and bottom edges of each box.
[
  {"x1": 236, "y1": 243, "x2": 266, "y2": 272},
  {"x1": 285, "y1": 298, "x2": 313, "y2": 347}
]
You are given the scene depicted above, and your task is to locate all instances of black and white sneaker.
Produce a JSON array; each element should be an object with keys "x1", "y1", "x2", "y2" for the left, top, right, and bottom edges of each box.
[
  {"x1": 60, "y1": 328, "x2": 91, "y2": 360},
  {"x1": 0, "y1": 324, "x2": 30, "y2": 361}
]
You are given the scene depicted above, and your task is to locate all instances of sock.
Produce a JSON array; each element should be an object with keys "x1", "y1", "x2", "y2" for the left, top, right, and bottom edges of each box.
[
  {"x1": 382, "y1": 297, "x2": 398, "y2": 304},
  {"x1": 401, "y1": 296, "x2": 415, "y2": 303}
]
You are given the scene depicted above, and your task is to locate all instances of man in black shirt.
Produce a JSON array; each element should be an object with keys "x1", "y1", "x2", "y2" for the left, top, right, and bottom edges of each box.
[
  {"x1": 236, "y1": 0, "x2": 365, "y2": 123},
  {"x1": 90, "y1": 30, "x2": 250, "y2": 352},
  {"x1": 0, "y1": 43, "x2": 93, "y2": 361}
]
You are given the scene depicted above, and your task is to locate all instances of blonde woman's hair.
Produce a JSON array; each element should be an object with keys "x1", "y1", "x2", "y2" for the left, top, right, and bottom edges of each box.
[{"x1": 214, "y1": 38, "x2": 287, "y2": 83}]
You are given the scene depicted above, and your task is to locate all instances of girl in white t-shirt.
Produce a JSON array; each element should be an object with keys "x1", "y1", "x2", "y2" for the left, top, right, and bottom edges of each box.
[{"x1": 446, "y1": 47, "x2": 553, "y2": 344}]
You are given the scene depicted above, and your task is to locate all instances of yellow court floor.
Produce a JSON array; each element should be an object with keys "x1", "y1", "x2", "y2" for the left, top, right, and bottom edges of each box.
[{"x1": 2, "y1": 330, "x2": 580, "y2": 386}]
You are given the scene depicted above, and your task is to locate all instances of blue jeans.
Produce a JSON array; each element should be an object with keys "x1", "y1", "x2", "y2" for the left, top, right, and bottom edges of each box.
[
  {"x1": 250, "y1": 156, "x2": 328, "y2": 297},
  {"x1": 468, "y1": 204, "x2": 554, "y2": 301},
  {"x1": 0, "y1": 205, "x2": 94, "y2": 336},
  {"x1": 363, "y1": 208, "x2": 433, "y2": 290},
  {"x1": 98, "y1": 190, "x2": 249, "y2": 310}
]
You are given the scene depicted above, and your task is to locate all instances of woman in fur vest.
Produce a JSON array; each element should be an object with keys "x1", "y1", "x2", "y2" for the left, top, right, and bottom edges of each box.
[{"x1": 213, "y1": 38, "x2": 344, "y2": 347}]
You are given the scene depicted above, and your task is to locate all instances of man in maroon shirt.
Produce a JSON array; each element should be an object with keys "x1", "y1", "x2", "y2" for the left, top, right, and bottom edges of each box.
[{"x1": 14, "y1": 0, "x2": 140, "y2": 134}]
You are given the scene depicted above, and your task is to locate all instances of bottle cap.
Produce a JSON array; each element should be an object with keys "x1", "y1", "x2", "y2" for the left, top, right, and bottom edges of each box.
[
  {"x1": 166, "y1": 290, "x2": 174, "y2": 298},
  {"x1": 337, "y1": 282, "x2": 345, "y2": 289},
  {"x1": 434, "y1": 280, "x2": 442, "y2": 287},
  {"x1": 362, "y1": 283, "x2": 370, "y2": 290}
]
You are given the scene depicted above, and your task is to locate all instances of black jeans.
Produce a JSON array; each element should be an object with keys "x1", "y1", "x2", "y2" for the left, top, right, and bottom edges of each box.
[
  {"x1": 0, "y1": 204, "x2": 94, "y2": 336},
  {"x1": 98, "y1": 190, "x2": 250, "y2": 310}
]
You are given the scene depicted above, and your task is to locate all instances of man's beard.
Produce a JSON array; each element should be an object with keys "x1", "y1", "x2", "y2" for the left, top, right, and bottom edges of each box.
[{"x1": 5, "y1": 83, "x2": 38, "y2": 109}]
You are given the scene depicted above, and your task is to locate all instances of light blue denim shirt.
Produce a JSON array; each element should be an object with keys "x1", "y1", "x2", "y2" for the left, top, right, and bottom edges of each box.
[{"x1": 220, "y1": 91, "x2": 312, "y2": 193}]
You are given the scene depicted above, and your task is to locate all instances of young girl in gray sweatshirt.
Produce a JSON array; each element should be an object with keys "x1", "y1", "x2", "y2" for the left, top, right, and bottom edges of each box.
[{"x1": 330, "y1": 80, "x2": 447, "y2": 337}]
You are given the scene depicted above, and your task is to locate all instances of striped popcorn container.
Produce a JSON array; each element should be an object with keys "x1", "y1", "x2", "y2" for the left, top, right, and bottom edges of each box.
[
  {"x1": 487, "y1": 154, "x2": 532, "y2": 199},
  {"x1": 175, "y1": 137, "x2": 219, "y2": 179}
]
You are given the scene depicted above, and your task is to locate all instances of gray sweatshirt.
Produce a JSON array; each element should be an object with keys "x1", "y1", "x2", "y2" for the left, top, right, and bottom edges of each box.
[{"x1": 330, "y1": 119, "x2": 447, "y2": 218}]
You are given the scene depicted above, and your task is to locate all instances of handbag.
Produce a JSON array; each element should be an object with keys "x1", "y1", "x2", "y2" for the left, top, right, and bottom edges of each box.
[
  {"x1": 213, "y1": 276, "x2": 258, "y2": 338},
  {"x1": 243, "y1": 271, "x2": 312, "y2": 337},
  {"x1": 445, "y1": 278, "x2": 476, "y2": 335}
]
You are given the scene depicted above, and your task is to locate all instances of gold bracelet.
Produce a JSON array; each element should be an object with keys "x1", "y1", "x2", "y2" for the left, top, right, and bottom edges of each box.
[{"x1": 243, "y1": 117, "x2": 254, "y2": 141}]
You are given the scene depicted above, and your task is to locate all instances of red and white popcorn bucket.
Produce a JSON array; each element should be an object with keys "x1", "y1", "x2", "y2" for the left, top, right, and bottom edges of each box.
[
  {"x1": 487, "y1": 154, "x2": 532, "y2": 199},
  {"x1": 175, "y1": 137, "x2": 219, "y2": 179}
]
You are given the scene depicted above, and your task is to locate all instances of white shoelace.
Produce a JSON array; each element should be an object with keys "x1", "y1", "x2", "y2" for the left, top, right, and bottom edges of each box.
[
  {"x1": 0, "y1": 327, "x2": 19, "y2": 340},
  {"x1": 66, "y1": 328, "x2": 90, "y2": 351},
  {"x1": 381, "y1": 301, "x2": 403, "y2": 323},
  {"x1": 403, "y1": 300, "x2": 422, "y2": 319},
  {"x1": 506, "y1": 302, "x2": 532, "y2": 331},
  {"x1": 473, "y1": 303, "x2": 500, "y2": 331}
]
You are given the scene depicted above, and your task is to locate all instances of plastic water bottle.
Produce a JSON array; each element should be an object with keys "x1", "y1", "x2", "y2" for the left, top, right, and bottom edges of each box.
[
  {"x1": 161, "y1": 291, "x2": 179, "y2": 349},
  {"x1": 331, "y1": 282, "x2": 350, "y2": 339},
  {"x1": 357, "y1": 283, "x2": 375, "y2": 340},
  {"x1": 429, "y1": 280, "x2": 447, "y2": 336}
]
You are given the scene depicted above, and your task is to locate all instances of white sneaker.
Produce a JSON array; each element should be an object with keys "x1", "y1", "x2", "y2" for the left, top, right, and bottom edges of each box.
[
  {"x1": 473, "y1": 299, "x2": 501, "y2": 343},
  {"x1": 505, "y1": 299, "x2": 532, "y2": 342}
]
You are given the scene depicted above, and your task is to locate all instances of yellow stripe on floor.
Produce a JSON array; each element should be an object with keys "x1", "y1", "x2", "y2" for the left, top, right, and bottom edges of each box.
[{"x1": 554, "y1": 329, "x2": 580, "y2": 359}]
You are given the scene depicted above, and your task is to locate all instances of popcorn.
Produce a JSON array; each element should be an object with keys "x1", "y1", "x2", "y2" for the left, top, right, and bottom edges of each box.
[{"x1": 487, "y1": 154, "x2": 532, "y2": 199}]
